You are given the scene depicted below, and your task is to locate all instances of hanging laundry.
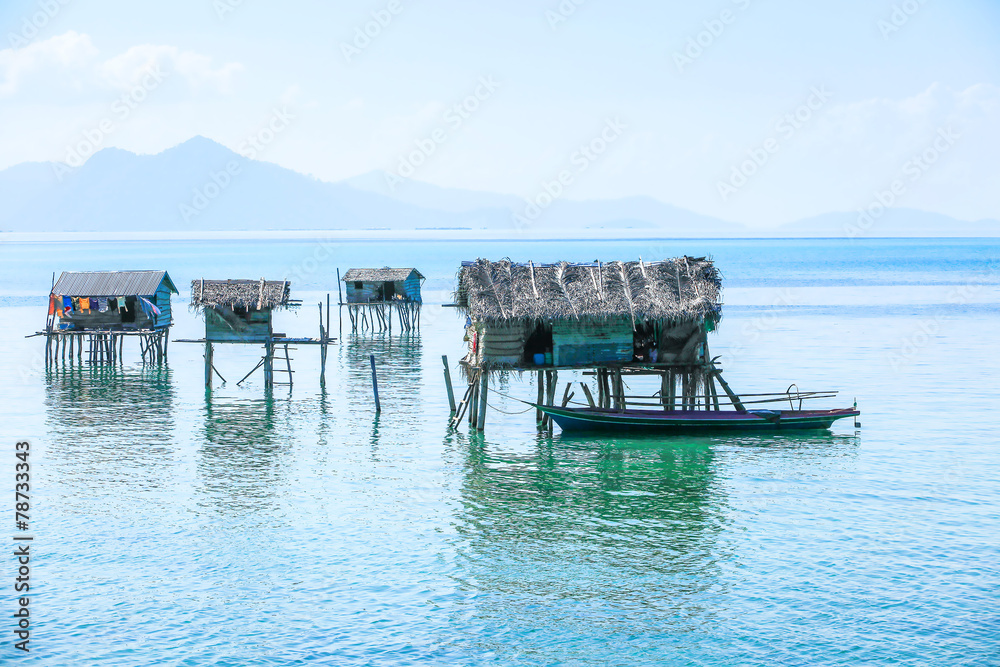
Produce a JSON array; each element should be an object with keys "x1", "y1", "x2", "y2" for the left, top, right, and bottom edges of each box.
[
  {"x1": 107, "y1": 297, "x2": 117, "y2": 311},
  {"x1": 139, "y1": 296, "x2": 162, "y2": 316},
  {"x1": 71, "y1": 297, "x2": 80, "y2": 311},
  {"x1": 96, "y1": 297, "x2": 107, "y2": 312},
  {"x1": 80, "y1": 297, "x2": 90, "y2": 311},
  {"x1": 56, "y1": 309, "x2": 63, "y2": 318},
  {"x1": 48, "y1": 294, "x2": 56, "y2": 315}
]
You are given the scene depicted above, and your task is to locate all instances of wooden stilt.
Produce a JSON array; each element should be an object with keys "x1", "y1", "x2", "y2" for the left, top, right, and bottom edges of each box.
[
  {"x1": 204, "y1": 342, "x2": 213, "y2": 388},
  {"x1": 477, "y1": 371, "x2": 489, "y2": 432},
  {"x1": 370, "y1": 354, "x2": 381, "y2": 413},
  {"x1": 264, "y1": 340, "x2": 273, "y2": 389},
  {"x1": 580, "y1": 382, "x2": 596, "y2": 408},
  {"x1": 713, "y1": 370, "x2": 745, "y2": 411},
  {"x1": 469, "y1": 372, "x2": 479, "y2": 428},
  {"x1": 536, "y1": 370, "x2": 544, "y2": 426},
  {"x1": 442, "y1": 355, "x2": 456, "y2": 413}
]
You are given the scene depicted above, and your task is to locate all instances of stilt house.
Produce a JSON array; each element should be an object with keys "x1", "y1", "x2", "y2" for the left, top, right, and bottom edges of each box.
[
  {"x1": 50, "y1": 270, "x2": 177, "y2": 331},
  {"x1": 38, "y1": 270, "x2": 178, "y2": 365},
  {"x1": 184, "y1": 278, "x2": 332, "y2": 390},
  {"x1": 342, "y1": 268, "x2": 424, "y2": 303},
  {"x1": 190, "y1": 278, "x2": 294, "y2": 343},
  {"x1": 450, "y1": 257, "x2": 729, "y2": 432},
  {"x1": 455, "y1": 257, "x2": 721, "y2": 370},
  {"x1": 340, "y1": 267, "x2": 424, "y2": 333}
]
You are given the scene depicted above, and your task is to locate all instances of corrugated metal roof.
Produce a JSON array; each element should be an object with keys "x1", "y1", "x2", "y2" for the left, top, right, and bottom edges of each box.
[
  {"x1": 342, "y1": 268, "x2": 424, "y2": 282},
  {"x1": 52, "y1": 271, "x2": 178, "y2": 297}
]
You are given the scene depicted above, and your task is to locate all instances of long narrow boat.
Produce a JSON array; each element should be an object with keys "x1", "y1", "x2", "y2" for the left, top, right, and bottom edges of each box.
[{"x1": 535, "y1": 404, "x2": 860, "y2": 434}]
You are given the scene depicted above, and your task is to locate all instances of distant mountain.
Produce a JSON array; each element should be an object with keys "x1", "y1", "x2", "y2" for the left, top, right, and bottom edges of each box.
[{"x1": 0, "y1": 137, "x2": 995, "y2": 237}]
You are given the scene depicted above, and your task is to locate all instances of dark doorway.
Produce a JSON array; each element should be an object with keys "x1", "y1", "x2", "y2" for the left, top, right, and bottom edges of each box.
[
  {"x1": 121, "y1": 296, "x2": 137, "y2": 323},
  {"x1": 522, "y1": 322, "x2": 553, "y2": 363},
  {"x1": 381, "y1": 281, "x2": 395, "y2": 300}
]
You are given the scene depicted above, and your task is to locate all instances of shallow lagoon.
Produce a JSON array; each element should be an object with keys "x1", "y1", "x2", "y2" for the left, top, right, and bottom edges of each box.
[{"x1": 1, "y1": 237, "x2": 997, "y2": 665}]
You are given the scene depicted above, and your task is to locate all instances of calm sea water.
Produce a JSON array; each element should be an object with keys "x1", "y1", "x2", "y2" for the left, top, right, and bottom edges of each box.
[{"x1": 1, "y1": 237, "x2": 998, "y2": 665}]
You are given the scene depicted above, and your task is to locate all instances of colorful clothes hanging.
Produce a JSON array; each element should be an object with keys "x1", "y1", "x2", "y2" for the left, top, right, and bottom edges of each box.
[
  {"x1": 139, "y1": 296, "x2": 162, "y2": 316},
  {"x1": 71, "y1": 297, "x2": 80, "y2": 311},
  {"x1": 48, "y1": 294, "x2": 56, "y2": 315},
  {"x1": 80, "y1": 297, "x2": 90, "y2": 311},
  {"x1": 63, "y1": 296, "x2": 73, "y2": 311}
]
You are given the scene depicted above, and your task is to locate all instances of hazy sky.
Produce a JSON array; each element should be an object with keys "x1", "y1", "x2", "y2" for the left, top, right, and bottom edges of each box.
[{"x1": 1, "y1": 0, "x2": 997, "y2": 227}]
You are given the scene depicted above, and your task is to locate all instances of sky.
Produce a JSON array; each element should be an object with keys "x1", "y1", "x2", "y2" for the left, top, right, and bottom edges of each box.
[{"x1": 0, "y1": 0, "x2": 998, "y2": 228}]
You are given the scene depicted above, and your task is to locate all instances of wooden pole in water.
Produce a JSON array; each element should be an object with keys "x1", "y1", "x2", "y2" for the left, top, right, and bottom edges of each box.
[
  {"x1": 336, "y1": 269, "x2": 343, "y2": 337},
  {"x1": 204, "y1": 342, "x2": 213, "y2": 389},
  {"x1": 264, "y1": 340, "x2": 273, "y2": 389},
  {"x1": 442, "y1": 355, "x2": 456, "y2": 413},
  {"x1": 580, "y1": 382, "x2": 596, "y2": 408},
  {"x1": 370, "y1": 354, "x2": 381, "y2": 413},
  {"x1": 536, "y1": 370, "x2": 544, "y2": 426},
  {"x1": 713, "y1": 370, "x2": 745, "y2": 411},
  {"x1": 477, "y1": 371, "x2": 489, "y2": 432},
  {"x1": 469, "y1": 371, "x2": 479, "y2": 428}
]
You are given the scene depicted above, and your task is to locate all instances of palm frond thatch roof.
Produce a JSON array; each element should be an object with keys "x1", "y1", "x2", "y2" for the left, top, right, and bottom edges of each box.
[
  {"x1": 455, "y1": 257, "x2": 722, "y2": 325},
  {"x1": 190, "y1": 279, "x2": 293, "y2": 310},
  {"x1": 342, "y1": 267, "x2": 424, "y2": 282}
]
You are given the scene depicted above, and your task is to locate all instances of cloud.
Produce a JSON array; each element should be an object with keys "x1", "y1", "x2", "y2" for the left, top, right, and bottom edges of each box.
[
  {"x1": 0, "y1": 30, "x2": 97, "y2": 96},
  {"x1": 0, "y1": 31, "x2": 243, "y2": 98}
]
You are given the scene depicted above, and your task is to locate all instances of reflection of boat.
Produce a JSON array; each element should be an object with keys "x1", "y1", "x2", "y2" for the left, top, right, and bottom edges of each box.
[{"x1": 535, "y1": 404, "x2": 860, "y2": 433}]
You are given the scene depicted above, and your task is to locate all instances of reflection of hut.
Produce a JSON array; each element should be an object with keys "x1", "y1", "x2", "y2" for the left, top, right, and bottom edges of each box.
[
  {"x1": 340, "y1": 267, "x2": 424, "y2": 333},
  {"x1": 450, "y1": 257, "x2": 733, "y2": 432},
  {"x1": 38, "y1": 270, "x2": 178, "y2": 365},
  {"x1": 181, "y1": 278, "x2": 334, "y2": 390}
]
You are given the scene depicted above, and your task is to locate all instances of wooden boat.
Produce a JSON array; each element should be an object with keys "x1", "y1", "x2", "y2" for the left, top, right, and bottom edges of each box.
[{"x1": 534, "y1": 404, "x2": 860, "y2": 434}]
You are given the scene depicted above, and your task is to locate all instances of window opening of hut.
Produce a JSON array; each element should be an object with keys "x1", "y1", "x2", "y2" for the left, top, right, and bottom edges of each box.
[
  {"x1": 633, "y1": 322, "x2": 657, "y2": 362},
  {"x1": 523, "y1": 322, "x2": 553, "y2": 365}
]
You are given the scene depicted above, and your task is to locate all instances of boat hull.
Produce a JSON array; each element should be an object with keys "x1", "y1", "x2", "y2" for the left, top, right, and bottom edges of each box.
[{"x1": 538, "y1": 405, "x2": 860, "y2": 434}]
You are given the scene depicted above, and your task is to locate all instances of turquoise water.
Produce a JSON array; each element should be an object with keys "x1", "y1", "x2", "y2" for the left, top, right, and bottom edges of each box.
[{"x1": 1, "y1": 238, "x2": 998, "y2": 664}]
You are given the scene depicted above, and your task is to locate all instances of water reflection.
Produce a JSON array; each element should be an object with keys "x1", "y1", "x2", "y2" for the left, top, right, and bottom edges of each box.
[
  {"x1": 43, "y1": 364, "x2": 176, "y2": 503},
  {"x1": 451, "y1": 433, "x2": 730, "y2": 645},
  {"x1": 196, "y1": 395, "x2": 289, "y2": 519},
  {"x1": 341, "y1": 334, "x2": 424, "y2": 445}
]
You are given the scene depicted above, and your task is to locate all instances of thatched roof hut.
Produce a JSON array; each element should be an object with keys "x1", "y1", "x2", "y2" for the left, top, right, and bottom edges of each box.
[
  {"x1": 456, "y1": 257, "x2": 720, "y2": 325},
  {"x1": 455, "y1": 257, "x2": 723, "y2": 370},
  {"x1": 190, "y1": 279, "x2": 293, "y2": 312},
  {"x1": 342, "y1": 267, "x2": 424, "y2": 304},
  {"x1": 190, "y1": 278, "x2": 296, "y2": 343}
]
